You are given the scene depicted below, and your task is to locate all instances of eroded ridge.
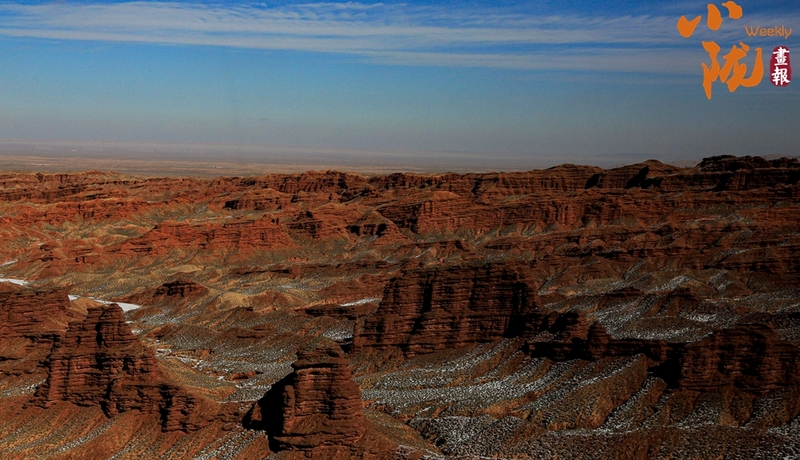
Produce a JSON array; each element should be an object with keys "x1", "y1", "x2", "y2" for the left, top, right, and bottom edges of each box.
[{"x1": 33, "y1": 304, "x2": 228, "y2": 432}]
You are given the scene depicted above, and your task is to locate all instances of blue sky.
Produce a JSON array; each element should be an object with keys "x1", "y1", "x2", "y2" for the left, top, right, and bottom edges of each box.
[{"x1": 0, "y1": 0, "x2": 798, "y2": 169}]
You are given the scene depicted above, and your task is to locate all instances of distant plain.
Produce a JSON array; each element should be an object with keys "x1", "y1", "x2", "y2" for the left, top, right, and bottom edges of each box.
[{"x1": 0, "y1": 141, "x2": 564, "y2": 177}]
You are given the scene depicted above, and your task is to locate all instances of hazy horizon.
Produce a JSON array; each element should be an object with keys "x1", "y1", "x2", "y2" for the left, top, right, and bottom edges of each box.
[{"x1": 0, "y1": 138, "x2": 762, "y2": 176}]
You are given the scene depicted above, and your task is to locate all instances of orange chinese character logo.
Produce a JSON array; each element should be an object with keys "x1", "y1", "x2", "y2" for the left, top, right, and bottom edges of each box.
[{"x1": 677, "y1": 2, "x2": 763, "y2": 99}]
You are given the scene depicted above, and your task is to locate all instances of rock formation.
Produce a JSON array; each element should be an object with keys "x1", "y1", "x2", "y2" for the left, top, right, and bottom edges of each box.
[
  {"x1": 247, "y1": 340, "x2": 396, "y2": 458},
  {"x1": 358, "y1": 261, "x2": 800, "y2": 398},
  {"x1": 0, "y1": 285, "x2": 78, "y2": 375},
  {"x1": 356, "y1": 263, "x2": 539, "y2": 357},
  {"x1": 141, "y1": 216, "x2": 294, "y2": 250},
  {"x1": 0, "y1": 284, "x2": 75, "y2": 344},
  {"x1": 32, "y1": 304, "x2": 219, "y2": 432},
  {"x1": 148, "y1": 279, "x2": 210, "y2": 302},
  {"x1": 653, "y1": 323, "x2": 800, "y2": 394}
]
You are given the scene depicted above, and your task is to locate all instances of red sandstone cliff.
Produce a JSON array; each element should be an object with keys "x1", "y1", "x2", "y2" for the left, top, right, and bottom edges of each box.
[
  {"x1": 247, "y1": 340, "x2": 396, "y2": 459},
  {"x1": 357, "y1": 261, "x2": 800, "y2": 399},
  {"x1": 0, "y1": 284, "x2": 75, "y2": 343},
  {"x1": 0, "y1": 285, "x2": 79, "y2": 375},
  {"x1": 32, "y1": 304, "x2": 221, "y2": 432},
  {"x1": 356, "y1": 263, "x2": 539, "y2": 357}
]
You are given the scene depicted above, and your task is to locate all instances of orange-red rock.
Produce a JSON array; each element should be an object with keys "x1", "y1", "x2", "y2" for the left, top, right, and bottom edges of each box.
[
  {"x1": 32, "y1": 304, "x2": 220, "y2": 432},
  {"x1": 0, "y1": 285, "x2": 79, "y2": 375},
  {"x1": 247, "y1": 340, "x2": 396, "y2": 458},
  {"x1": 356, "y1": 262, "x2": 540, "y2": 357}
]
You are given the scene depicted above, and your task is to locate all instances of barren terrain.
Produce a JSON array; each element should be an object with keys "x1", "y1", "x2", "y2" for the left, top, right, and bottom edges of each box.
[{"x1": 1, "y1": 155, "x2": 799, "y2": 459}]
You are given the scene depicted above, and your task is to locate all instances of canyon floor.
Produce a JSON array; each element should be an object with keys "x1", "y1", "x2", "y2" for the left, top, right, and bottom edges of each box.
[{"x1": 1, "y1": 155, "x2": 799, "y2": 459}]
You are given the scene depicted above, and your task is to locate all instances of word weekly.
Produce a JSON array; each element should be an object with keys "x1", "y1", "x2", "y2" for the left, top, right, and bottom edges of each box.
[{"x1": 744, "y1": 26, "x2": 792, "y2": 39}]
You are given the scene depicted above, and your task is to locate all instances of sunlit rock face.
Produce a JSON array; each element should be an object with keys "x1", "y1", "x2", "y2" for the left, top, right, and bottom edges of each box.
[
  {"x1": 246, "y1": 340, "x2": 398, "y2": 459},
  {"x1": 0, "y1": 285, "x2": 75, "y2": 358},
  {"x1": 356, "y1": 262, "x2": 540, "y2": 357},
  {"x1": 33, "y1": 304, "x2": 220, "y2": 432},
  {"x1": 0, "y1": 285, "x2": 79, "y2": 385}
]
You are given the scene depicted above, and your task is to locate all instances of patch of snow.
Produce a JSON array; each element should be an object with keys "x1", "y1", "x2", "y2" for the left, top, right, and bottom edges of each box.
[
  {"x1": 68, "y1": 294, "x2": 81, "y2": 301},
  {"x1": 0, "y1": 278, "x2": 28, "y2": 286},
  {"x1": 0, "y1": 259, "x2": 17, "y2": 267},
  {"x1": 340, "y1": 297, "x2": 381, "y2": 307},
  {"x1": 114, "y1": 302, "x2": 143, "y2": 312},
  {"x1": 88, "y1": 297, "x2": 143, "y2": 312}
]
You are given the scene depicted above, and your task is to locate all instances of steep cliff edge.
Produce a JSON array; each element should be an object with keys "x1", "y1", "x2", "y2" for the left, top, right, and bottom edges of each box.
[
  {"x1": 0, "y1": 285, "x2": 79, "y2": 375},
  {"x1": 653, "y1": 323, "x2": 800, "y2": 394},
  {"x1": 32, "y1": 304, "x2": 224, "y2": 432},
  {"x1": 247, "y1": 340, "x2": 397, "y2": 459},
  {"x1": 355, "y1": 263, "x2": 539, "y2": 357},
  {"x1": 358, "y1": 263, "x2": 800, "y2": 399}
]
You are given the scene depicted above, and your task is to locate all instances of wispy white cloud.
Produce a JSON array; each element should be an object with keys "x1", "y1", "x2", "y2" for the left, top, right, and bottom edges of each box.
[{"x1": 0, "y1": 1, "x2": 792, "y2": 71}]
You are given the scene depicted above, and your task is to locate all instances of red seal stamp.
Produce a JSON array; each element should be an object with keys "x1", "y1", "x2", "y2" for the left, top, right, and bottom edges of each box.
[{"x1": 770, "y1": 46, "x2": 791, "y2": 86}]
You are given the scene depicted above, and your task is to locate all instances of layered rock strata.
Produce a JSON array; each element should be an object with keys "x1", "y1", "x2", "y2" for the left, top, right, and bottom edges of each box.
[
  {"x1": 0, "y1": 285, "x2": 75, "y2": 343},
  {"x1": 247, "y1": 341, "x2": 367, "y2": 448},
  {"x1": 32, "y1": 304, "x2": 218, "y2": 432},
  {"x1": 1, "y1": 155, "x2": 799, "y2": 457},
  {"x1": 247, "y1": 340, "x2": 396, "y2": 458},
  {"x1": 0, "y1": 285, "x2": 78, "y2": 373},
  {"x1": 653, "y1": 323, "x2": 800, "y2": 394},
  {"x1": 525, "y1": 317, "x2": 800, "y2": 393},
  {"x1": 355, "y1": 263, "x2": 539, "y2": 357},
  {"x1": 358, "y1": 263, "x2": 800, "y2": 397}
]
